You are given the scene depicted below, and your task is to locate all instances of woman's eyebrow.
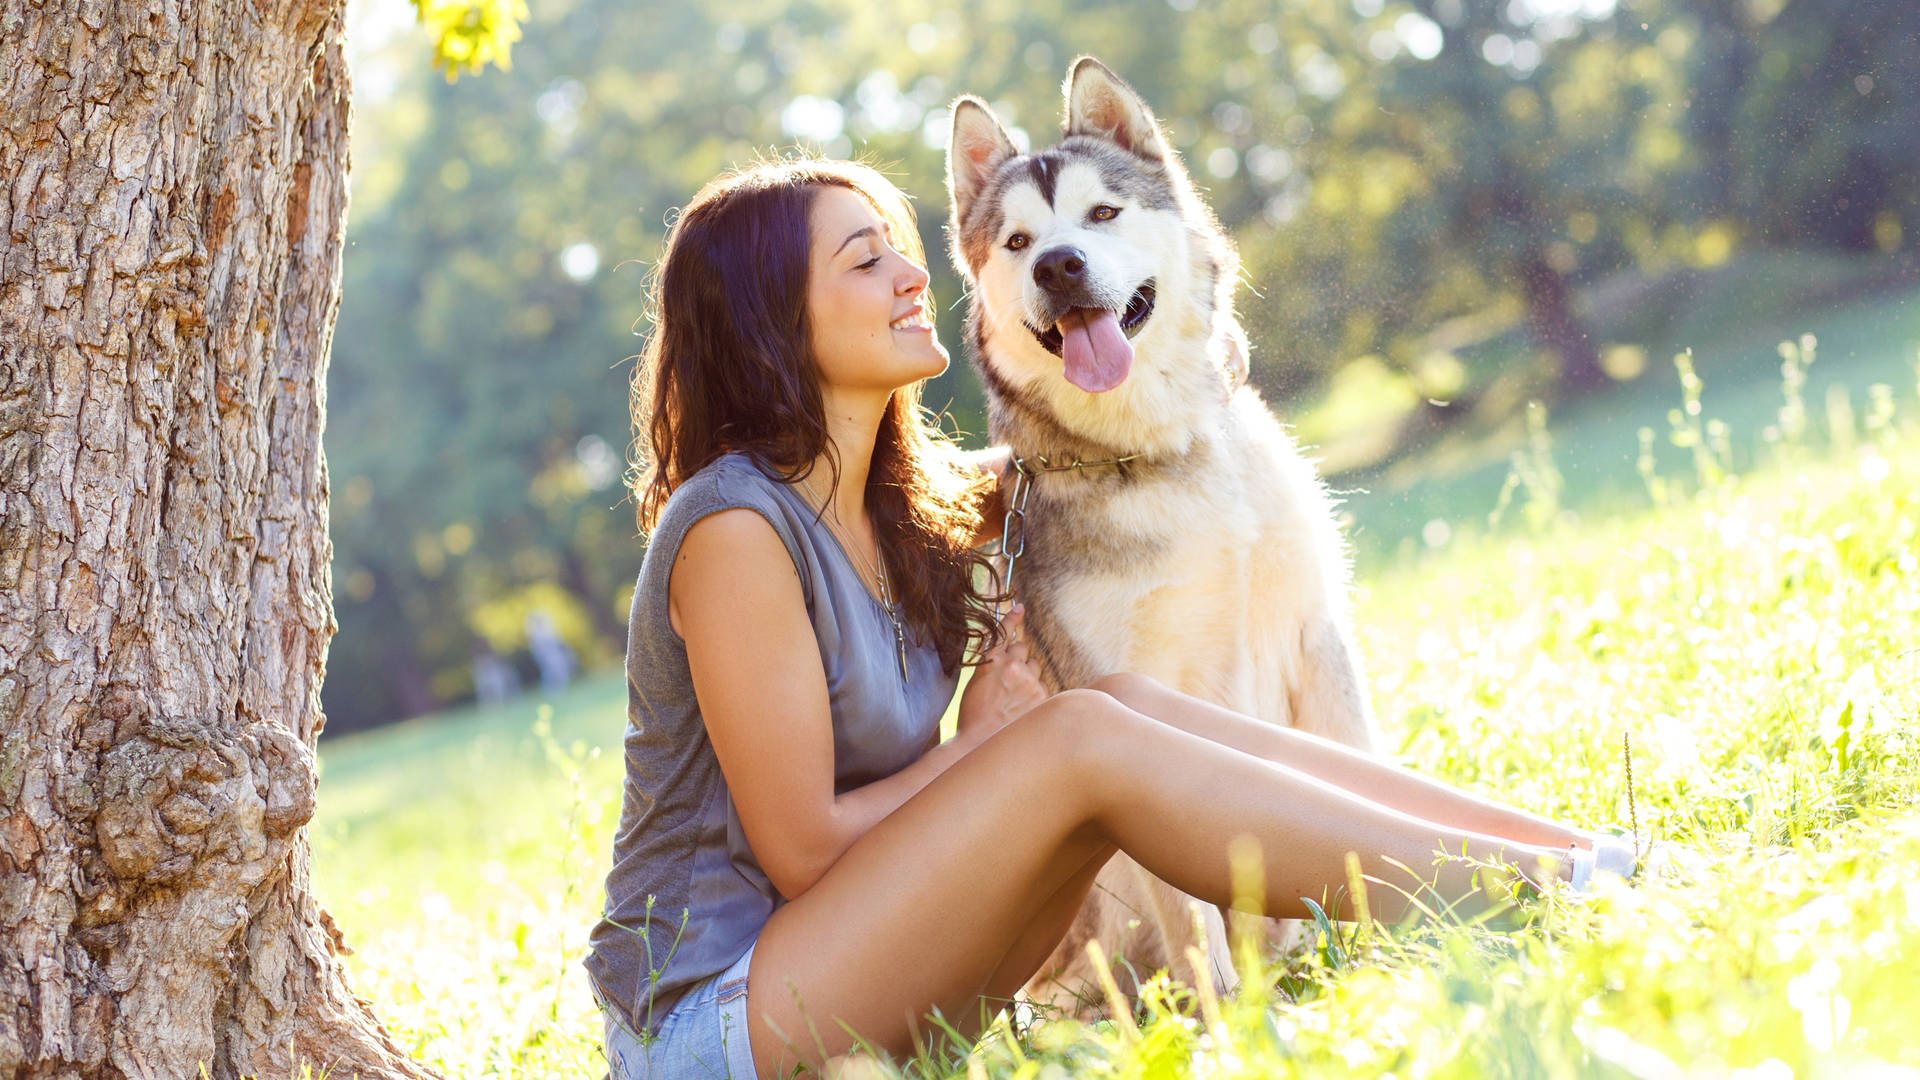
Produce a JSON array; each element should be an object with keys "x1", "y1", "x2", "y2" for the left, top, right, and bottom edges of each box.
[{"x1": 833, "y1": 226, "x2": 878, "y2": 257}]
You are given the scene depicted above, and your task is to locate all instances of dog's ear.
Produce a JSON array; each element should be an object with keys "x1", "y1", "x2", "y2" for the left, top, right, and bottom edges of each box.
[
  {"x1": 1062, "y1": 56, "x2": 1170, "y2": 162},
  {"x1": 947, "y1": 96, "x2": 1017, "y2": 227}
]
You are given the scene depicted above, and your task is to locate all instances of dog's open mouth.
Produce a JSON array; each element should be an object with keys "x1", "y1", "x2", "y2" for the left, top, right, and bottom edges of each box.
[
  {"x1": 1026, "y1": 282, "x2": 1155, "y2": 394},
  {"x1": 1027, "y1": 281, "x2": 1157, "y2": 357}
]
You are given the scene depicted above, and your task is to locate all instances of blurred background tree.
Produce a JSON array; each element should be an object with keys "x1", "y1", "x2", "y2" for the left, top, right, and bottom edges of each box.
[{"x1": 323, "y1": 0, "x2": 1917, "y2": 733}]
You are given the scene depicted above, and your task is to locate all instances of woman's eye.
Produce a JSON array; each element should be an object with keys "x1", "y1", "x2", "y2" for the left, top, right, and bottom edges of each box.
[
  {"x1": 1090, "y1": 205, "x2": 1120, "y2": 222},
  {"x1": 856, "y1": 256, "x2": 882, "y2": 271},
  {"x1": 1006, "y1": 233, "x2": 1030, "y2": 251}
]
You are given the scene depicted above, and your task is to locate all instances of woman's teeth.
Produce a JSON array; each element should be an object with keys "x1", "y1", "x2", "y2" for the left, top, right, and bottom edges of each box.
[{"x1": 890, "y1": 310, "x2": 931, "y2": 331}]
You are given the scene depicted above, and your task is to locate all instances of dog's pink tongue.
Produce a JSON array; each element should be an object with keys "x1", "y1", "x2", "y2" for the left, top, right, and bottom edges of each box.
[{"x1": 1058, "y1": 308, "x2": 1132, "y2": 393}]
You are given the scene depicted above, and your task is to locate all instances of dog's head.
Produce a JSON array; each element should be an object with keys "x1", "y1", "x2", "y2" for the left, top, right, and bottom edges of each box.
[{"x1": 946, "y1": 57, "x2": 1237, "y2": 428}]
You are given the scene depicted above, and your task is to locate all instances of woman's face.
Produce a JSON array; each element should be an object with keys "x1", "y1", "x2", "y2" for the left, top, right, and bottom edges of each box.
[{"x1": 805, "y1": 185, "x2": 948, "y2": 395}]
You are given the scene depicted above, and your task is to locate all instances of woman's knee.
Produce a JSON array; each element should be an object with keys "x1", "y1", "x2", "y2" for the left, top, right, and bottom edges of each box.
[
  {"x1": 1017, "y1": 687, "x2": 1117, "y2": 745},
  {"x1": 1013, "y1": 686, "x2": 1159, "y2": 773},
  {"x1": 1087, "y1": 671, "x2": 1166, "y2": 710}
]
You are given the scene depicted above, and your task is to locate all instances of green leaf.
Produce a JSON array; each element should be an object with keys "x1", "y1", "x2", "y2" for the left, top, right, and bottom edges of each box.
[{"x1": 413, "y1": 0, "x2": 527, "y2": 81}]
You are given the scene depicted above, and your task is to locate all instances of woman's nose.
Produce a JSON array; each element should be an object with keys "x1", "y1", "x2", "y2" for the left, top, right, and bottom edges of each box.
[{"x1": 895, "y1": 256, "x2": 930, "y2": 295}]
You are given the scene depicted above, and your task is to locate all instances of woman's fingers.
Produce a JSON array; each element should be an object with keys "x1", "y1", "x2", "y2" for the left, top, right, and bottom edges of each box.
[
  {"x1": 982, "y1": 607, "x2": 1028, "y2": 662},
  {"x1": 957, "y1": 601, "x2": 1047, "y2": 737},
  {"x1": 972, "y1": 603, "x2": 1046, "y2": 720}
]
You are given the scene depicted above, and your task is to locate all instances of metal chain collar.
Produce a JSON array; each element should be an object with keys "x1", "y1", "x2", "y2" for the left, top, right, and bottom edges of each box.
[{"x1": 992, "y1": 451, "x2": 1140, "y2": 625}]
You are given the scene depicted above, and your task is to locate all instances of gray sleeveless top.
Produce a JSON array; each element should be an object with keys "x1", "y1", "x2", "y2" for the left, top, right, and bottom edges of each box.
[{"x1": 585, "y1": 452, "x2": 961, "y2": 1033}]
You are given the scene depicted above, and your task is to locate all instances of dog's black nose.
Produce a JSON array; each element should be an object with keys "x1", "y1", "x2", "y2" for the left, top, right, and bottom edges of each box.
[{"x1": 1032, "y1": 247, "x2": 1088, "y2": 293}]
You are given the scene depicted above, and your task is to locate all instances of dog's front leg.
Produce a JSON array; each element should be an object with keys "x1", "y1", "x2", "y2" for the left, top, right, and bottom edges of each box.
[{"x1": 1288, "y1": 615, "x2": 1377, "y2": 753}]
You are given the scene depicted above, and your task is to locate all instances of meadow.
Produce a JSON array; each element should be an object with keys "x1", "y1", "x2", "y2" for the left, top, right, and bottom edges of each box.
[{"x1": 310, "y1": 334, "x2": 1919, "y2": 1077}]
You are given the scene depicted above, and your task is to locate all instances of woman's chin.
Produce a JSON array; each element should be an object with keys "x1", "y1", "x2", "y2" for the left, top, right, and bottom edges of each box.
[{"x1": 899, "y1": 342, "x2": 950, "y2": 383}]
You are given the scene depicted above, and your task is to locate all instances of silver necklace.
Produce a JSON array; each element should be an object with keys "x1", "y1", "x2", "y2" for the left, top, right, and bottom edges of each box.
[{"x1": 799, "y1": 474, "x2": 910, "y2": 683}]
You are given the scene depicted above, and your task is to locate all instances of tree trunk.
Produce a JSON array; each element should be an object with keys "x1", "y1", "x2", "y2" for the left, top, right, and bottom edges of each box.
[
  {"x1": 1516, "y1": 248, "x2": 1609, "y2": 396},
  {"x1": 0, "y1": 3, "x2": 436, "y2": 1077},
  {"x1": 561, "y1": 544, "x2": 626, "y2": 649}
]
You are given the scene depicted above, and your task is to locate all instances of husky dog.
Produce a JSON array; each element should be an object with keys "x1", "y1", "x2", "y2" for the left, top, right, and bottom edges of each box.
[{"x1": 945, "y1": 58, "x2": 1379, "y2": 1012}]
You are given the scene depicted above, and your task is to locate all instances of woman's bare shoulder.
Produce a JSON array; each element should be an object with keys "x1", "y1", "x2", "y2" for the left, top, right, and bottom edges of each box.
[{"x1": 667, "y1": 506, "x2": 802, "y2": 638}]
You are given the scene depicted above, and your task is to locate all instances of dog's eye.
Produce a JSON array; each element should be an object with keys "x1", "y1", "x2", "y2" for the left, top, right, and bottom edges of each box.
[
  {"x1": 1006, "y1": 233, "x2": 1030, "y2": 251},
  {"x1": 1090, "y1": 205, "x2": 1121, "y2": 222}
]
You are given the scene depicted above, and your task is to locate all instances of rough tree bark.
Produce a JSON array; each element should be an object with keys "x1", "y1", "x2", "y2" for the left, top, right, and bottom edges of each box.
[{"x1": 1, "y1": 3, "x2": 436, "y2": 1077}]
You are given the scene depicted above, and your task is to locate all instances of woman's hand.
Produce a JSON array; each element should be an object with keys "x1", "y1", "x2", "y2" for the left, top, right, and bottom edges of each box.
[
  {"x1": 955, "y1": 605, "x2": 1048, "y2": 744},
  {"x1": 961, "y1": 445, "x2": 1013, "y2": 480},
  {"x1": 962, "y1": 445, "x2": 1014, "y2": 548}
]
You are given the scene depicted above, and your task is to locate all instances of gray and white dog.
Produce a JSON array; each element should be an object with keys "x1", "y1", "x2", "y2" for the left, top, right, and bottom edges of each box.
[{"x1": 946, "y1": 57, "x2": 1379, "y2": 1013}]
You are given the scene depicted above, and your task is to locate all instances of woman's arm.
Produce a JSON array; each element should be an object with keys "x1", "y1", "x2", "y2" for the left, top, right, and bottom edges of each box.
[{"x1": 670, "y1": 508, "x2": 1037, "y2": 901}]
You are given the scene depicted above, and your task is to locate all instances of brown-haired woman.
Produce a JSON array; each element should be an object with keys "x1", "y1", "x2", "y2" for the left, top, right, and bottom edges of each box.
[{"x1": 586, "y1": 157, "x2": 1627, "y2": 1079}]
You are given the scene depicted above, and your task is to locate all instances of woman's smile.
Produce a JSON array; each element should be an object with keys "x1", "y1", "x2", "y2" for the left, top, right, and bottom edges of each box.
[{"x1": 890, "y1": 304, "x2": 933, "y2": 333}]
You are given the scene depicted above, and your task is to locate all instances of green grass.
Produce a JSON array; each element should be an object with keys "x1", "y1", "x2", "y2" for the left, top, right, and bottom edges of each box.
[
  {"x1": 310, "y1": 676, "x2": 627, "y2": 1075},
  {"x1": 312, "y1": 348, "x2": 1919, "y2": 1078},
  {"x1": 1320, "y1": 258, "x2": 1920, "y2": 565}
]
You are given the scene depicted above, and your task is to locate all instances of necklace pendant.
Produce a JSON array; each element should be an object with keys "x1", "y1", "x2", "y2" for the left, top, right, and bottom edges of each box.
[{"x1": 894, "y1": 621, "x2": 910, "y2": 683}]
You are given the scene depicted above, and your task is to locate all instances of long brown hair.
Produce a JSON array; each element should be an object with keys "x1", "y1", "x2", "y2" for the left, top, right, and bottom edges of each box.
[{"x1": 628, "y1": 157, "x2": 1002, "y2": 672}]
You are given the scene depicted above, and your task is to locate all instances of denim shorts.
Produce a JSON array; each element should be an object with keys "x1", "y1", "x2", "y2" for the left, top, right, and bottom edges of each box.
[{"x1": 605, "y1": 943, "x2": 758, "y2": 1080}]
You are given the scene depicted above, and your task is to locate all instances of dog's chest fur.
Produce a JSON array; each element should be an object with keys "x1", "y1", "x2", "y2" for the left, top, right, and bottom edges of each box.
[{"x1": 1008, "y1": 388, "x2": 1350, "y2": 727}]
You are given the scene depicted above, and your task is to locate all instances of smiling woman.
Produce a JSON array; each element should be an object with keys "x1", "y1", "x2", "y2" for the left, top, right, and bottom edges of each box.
[{"x1": 595, "y1": 156, "x2": 1022, "y2": 1077}]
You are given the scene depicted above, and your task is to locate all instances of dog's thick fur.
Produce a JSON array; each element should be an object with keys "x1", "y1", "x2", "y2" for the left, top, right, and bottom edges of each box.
[{"x1": 946, "y1": 58, "x2": 1379, "y2": 1014}]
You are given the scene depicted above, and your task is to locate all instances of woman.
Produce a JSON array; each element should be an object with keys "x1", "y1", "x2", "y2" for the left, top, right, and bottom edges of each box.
[{"x1": 586, "y1": 157, "x2": 1626, "y2": 1079}]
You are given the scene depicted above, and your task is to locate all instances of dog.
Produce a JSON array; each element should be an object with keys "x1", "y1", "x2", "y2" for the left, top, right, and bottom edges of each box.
[{"x1": 945, "y1": 57, "x2": 1380, "y2": 1016}]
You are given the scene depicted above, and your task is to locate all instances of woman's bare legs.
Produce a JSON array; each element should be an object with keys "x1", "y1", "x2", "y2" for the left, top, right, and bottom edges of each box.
[
  {"x1": 745, "y1": 689, "x2": 1570, "y2": 1075},
  {"x1": 983, "y1": 672, "x2": 1591, "y2": 1018},
  {"x1": 969, "y1": 840, "x2": 1117, "y2": 1030},
  {"x1": 1091, "y1": 673, "x2": 1594, "y2": 851}
]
